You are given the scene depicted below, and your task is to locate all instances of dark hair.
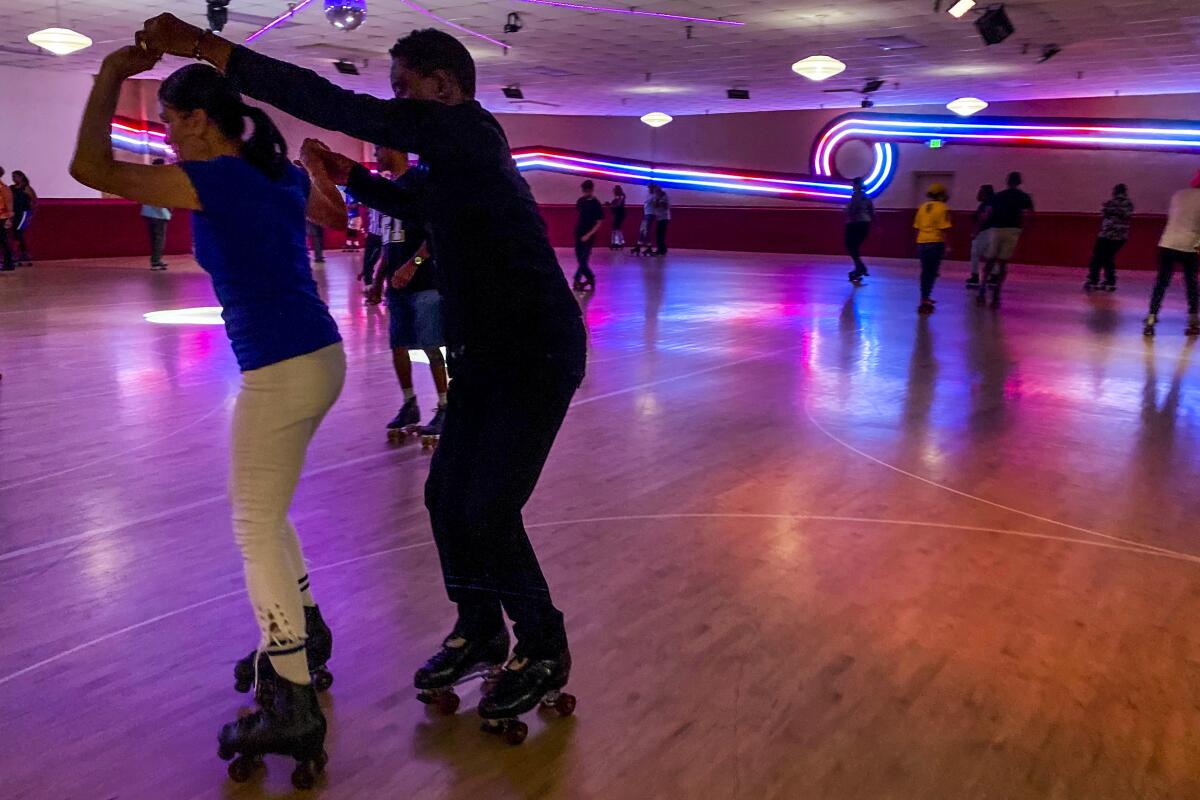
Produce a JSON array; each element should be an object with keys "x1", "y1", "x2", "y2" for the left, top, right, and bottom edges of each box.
[
  {"x1": 581, "y1": 180, "x2": 594, "y2": 191},
  {"x1": 159, "y1": 63, "x2": 289, "y2": 180},
  {"x1": 978, "y1": 184, "x2": 995, "y2": 201},
  {"x1": 1007, "y1": 171, "x2": 1022, "y2": 187},
  {"x1": 12, "y1": 170, "x2": 28, "y2": 186},
  {"x1": 1114, "y1": 183, "x2": 1127, "y2": 195},
  {"x1": 390, "y1": 29, "x2": 476, "y2": 97},
  {"x1": 614, "y1": 185, "x2": 624, "y2": 196}
]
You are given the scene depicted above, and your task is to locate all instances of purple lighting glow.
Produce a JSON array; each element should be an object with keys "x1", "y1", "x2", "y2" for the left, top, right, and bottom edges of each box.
[
  {"x1": 245, "y1": 0, "x2": 317, "y2": 43},
  {"x1": 517, "y1": 0, "x2": 743, "y2": 25},
  {"x1": 399, "y1": 0, "x2": 512, "y2": 48}
]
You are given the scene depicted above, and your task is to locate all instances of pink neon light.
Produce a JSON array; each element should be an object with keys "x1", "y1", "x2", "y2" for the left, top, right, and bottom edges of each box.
[
  {"x1": 517, "y1": 0, "x2": 742, "y2": 25},
  {"x1": 514, "y1": 150, "x2": 844, "y2": 190},
  {"x1": 399, "y1": 0, "x2": 511, "y2": 48},
  {"x1": 112, "y1": 121, "x2": 167, "y2": 139},
  {"x1": 245, "y1": 0, "x2": 316, "y2": 43}
]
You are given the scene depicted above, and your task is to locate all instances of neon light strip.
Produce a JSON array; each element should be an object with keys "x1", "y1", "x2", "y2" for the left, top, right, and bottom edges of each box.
[
  {"x1": 399, "y1": 0, "x2": 511, "y2": 49},
  {"x1": 112, "y1": 121, "x2": 167, "y2": 139},
  {"x1": 516, "y1": 0, "x2": 742, "y2": 25},
  {"x1": 246, "y1": 0, "x2": 317, "y2": 43}
]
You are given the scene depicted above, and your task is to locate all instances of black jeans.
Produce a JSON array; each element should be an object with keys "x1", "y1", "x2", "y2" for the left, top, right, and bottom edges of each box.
[
  {"x1": 918, "y1": 242, "x2": 945, "y2": 300},
  {"x1": 361, "y1": 232, "x2": 383, "y2": 284},
  {"x1": 1150, "y1": 247, "x2": 1199, "y2": 316},
  {"x1": 307, "y1": 222, "x2": 324, "y2": 261},
  {"x1": 0, "y1": 224, "x2": 13, "y2": 270},
  {"x1": 1087, "y1": 237, "x2": 1125, "y2": 285},
  {"x1": 13, "y1": 212, "x2": 31, "y2": 261},
  {"x1": 655, "y1": 219, "x2": 669, "y2": 255},
  {"x1": 145, "y1": 218, "x2": 168, "y2": 266},
  {"x1": 845, "y1": 221, "x2": 870, "y2": 275},
  {"x1": 573, "y1": 238, "x2": 594, "y2": 285},
  {"x1": 424, "y1": 338, "x2": 586, "y2": 657}
]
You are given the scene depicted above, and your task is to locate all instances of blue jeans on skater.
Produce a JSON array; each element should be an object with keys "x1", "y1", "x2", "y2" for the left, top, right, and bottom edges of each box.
[{"x1": 919, "y1": 242, "x2": 945, "y2": 300}]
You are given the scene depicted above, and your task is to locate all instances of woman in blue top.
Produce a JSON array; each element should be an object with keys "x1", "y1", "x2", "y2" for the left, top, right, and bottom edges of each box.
[{"x1": 71, "y1": 47, "x2": 345, "y2": 787}]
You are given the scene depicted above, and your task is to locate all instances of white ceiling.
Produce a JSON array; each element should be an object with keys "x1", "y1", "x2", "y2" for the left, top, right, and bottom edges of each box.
[{"x1": 2, "y1": 1, "x2": 1199, "y2": 116}]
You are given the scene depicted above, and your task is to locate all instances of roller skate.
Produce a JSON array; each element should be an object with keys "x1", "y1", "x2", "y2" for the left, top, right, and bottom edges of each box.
[
  {"x1": 414, "y1": 628, "x2": 511, "y2": 715},
  {"x1": 416, "y1": 405, "x2": 446, "y2": 450},
  {"x1": 234, "y1": 606, "x2": 334, "y2": 702},
  {"x1": 847, "y1": 269, "x2": 866, "y2": 286},
  {"x1": 1102, "y1": 281, "x2": 1117, "y2": 293},
  {"x1": 218, "y1": 675, "x2": 328, "y2": 790},
  {"x1": 1143, "y1": 313, "x2": 1157, "y2": 337},
  {"x1": 478, "y1": 648, "x2": 576, "y2": 745},
  {"x1": 965, "y1": 274, "x2": 980, "y2": 289},
  {"x1": 1186, "y1": 314, "x2": 1200, "y2": 337},
  {"x1": 386, "y1": 397, "x2": 421, "y2": 443},
  {"x1": 1083, "y1": 279, "x2": 1100, "y2": 292},
  {"x1": 917, "y1": 299, "x2": 936, "y2": 315}
]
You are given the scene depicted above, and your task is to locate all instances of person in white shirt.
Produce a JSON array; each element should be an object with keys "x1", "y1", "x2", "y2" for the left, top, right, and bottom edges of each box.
[{"x1": 1144, "y1": 171, "x2": 1200, "y2": 337}]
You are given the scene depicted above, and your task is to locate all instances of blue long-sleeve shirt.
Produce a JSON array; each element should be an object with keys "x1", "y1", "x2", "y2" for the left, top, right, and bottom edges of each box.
[{"x1": 225, "y1": 45, "x2": 582, "y2": 355}]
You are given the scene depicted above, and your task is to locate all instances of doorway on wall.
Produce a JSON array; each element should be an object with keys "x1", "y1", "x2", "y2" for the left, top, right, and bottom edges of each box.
[{"x1": 911, "y1": 171, "x2": 956, "y2": 207}]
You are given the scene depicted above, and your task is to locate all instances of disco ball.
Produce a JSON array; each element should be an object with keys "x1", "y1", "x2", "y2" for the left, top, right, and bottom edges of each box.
[{"x1": 325, "y1": 0, "x2": 367, "y2": 31}]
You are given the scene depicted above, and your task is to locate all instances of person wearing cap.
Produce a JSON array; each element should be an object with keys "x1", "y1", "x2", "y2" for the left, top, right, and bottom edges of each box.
[
  {"x1": 979, "y1": 171, "x2": 1034, "y2": 308},
  {"x1": 913, "y1": 182, "x2": 952, "y2": 315},
  {"x1": 1142, "y1": 170, "x2": 1200, "y2": 337}
]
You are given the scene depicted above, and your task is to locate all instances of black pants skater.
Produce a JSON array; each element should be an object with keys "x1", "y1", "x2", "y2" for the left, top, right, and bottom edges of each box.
[
  {"x1": 424, "y1": 337, "x2": 586, "y2": 657},
  {"x1": 1149, "y1": 247, "x2": 1200, "y2": 316},
  {"x1": 361, "y1": 232, "x2": 383, "y2": 284},
  {"x1": 845, "y1": 221, "x2": 870, "y2": 276},
  {"x1": 655, "y1": 219, "x2": 669, "y2": 255},
  {"x1": 573, "y1": 239, "x2": 595, "y2": 287},
  {"x1": 918, "y1": 242, "x2": 945, "y2": 300},
  {"x1": 1087, "y1": 237, "x2": 1126, "y2": 286},
  {"x1": 145, "y1": 218, "x2": 167, "y2": 267}
]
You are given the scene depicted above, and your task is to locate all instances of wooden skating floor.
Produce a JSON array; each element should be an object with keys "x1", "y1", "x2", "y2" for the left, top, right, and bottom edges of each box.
[{"x1": 2, "y1": 250, "x2": 1199, "y2": 799}]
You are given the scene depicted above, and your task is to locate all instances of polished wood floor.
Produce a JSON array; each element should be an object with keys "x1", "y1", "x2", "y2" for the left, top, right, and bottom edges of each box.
[{"x1": 2, "y1": 249, "x2": 1199, "y2": 800}]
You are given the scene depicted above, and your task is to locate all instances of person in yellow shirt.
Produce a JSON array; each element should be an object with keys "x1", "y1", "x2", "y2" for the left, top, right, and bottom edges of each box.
[{"x1": 913, "y1": 183, "x2": 952, "y2": 314}]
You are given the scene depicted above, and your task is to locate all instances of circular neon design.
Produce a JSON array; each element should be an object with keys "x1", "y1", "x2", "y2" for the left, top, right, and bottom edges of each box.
[{"x1": 143, "y1": 307, "x2": 225, "y2": 325}]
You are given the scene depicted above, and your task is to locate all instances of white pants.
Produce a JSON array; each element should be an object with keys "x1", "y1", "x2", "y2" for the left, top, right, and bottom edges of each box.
[
  {"x1": 231, "y1": 342, "x2": 345, "y2": 675},
  {"x1": 970, "y1": 230, "x2": 991, "y2": 275}
]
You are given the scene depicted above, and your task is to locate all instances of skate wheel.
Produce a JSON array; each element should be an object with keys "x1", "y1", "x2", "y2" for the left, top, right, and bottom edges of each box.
[
  {"x1": 481, "y1": 719, "x2": 504, "y2": 735},
  {"x1": 312, "y1": 668, "x2": 334, "y2": 693},
  {"x1": 505, "y1": 720, "x2": 528, "y2": 745},
  {"x1": 218, "y1": 742, "x2": 236, "y2": 761},
  {"x1": 228, "y1": 755, "x2": 259, "y2": 783},
  {"x1": 553, "y1": 692, "x2": 577, "y2": 717},
  {"x1": 292, "y1": 761, "x2": 316, "y2": 790},
  {"x1": 233, "y1": 678, "x2": 252, "y2": 694},
  {"x1": 435, "y1": 690, "x2": 460, "y2": 715}
]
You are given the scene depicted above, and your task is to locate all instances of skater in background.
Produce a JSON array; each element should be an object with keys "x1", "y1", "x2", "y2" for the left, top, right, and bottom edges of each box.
[
  {"x1": 913, "y1": 183, "x2": 952, "y2": 315},
  {"x1": 141, "y1": 158, "x2": 172, "y2": 271},
  {"x1": 306, "y1": 221, "x2": 325, "y2": 263},
  {"x1": 607, "y1": 184, "x2": 626, "y2": 249},
  {"x1": 632, "y1": 182, "x2": 657, "y2": 255},
  {"x1": 573, "y1": 179, "x2": 603, "y2": 291},
  {"x1": 844, "y1": 176, "x2": 874, "y2": 283},
  {"x1": 10, "y1": 171, "x2": 37, "y2": 266},
  {"x1": 363, "y1": 145, "x2": 448, "y2": 437},
  {"x1": 979, "y1": 171, "x2": 1034, "y2": 308},
  {"x1": 343, "y1": 198, "x2": 363, "y2": 250},
  {"x1": 652, "y1": 183, "x2": 671, "y2": 255},
  {"x1": 141, "y1": 12, "x2": 587, "y2": 730},
  {"x1": 360, "y1": 202, "x2": 385, "y2": 295},
  {"x1": 1085, "y1": 183, "x2": 1133, "y2": 292},
  {"x1": 1143, "y1": 171, "x2": 1200, "y2": 337},
  {"x1": 965, "y1": 184, "x2": 994, "y2": 288},
  {"x1": 71, "y1": 48, "x2": 349, "y2": 784},
  {"x1": 0, "y1": 166, "x2": 14, "y2": 272}
]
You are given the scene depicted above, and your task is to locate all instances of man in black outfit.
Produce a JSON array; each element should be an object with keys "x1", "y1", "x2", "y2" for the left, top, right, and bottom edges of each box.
[
  {"x1": 572, "y1": 179, "x2": 603, "y2": 291},
  {"x1": 139, "y1": 16, "x2": 587, "y2": 719}
]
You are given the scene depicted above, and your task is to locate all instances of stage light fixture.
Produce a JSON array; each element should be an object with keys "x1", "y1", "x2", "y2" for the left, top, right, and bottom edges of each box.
[
  {"x1": 325, "y1": 0, "x2": 366, "y2": 30},
  {"x1": 727, "y1": 88, "x2": 750, "y2": 100},
  {"x1": 27, "y1": 27, "x2": 92, "y2": 55},
  {"x1": 947, "y1": 0, "x2": 975, "y2": 18},
  {"x1": 640, "y1": 112, "x2": 673, "y2": 128},
  {"x1": 946, "y1": 96, "x2": 988, "y2": 116},
  {"x1": 334, "y1": 59, "x2": 359, "y2": 75},
  {"x1": 503, "y1": 85, "x2": 525, "y2": 99},
  {"x1": 504, "y1": 12, "x2": 524, "y2": 33},
  {"x1": 860, "y1": 98, "x2": 874, "y2": 109},
  {"x1": 206, "y1": 0, "x2": 230, "y2": 32},
  {"x1": 1038, "y1": 44, "x2": 1061, "y2": 63},
  {"x1": 791, "y1": 55, "x2": 846, "y2": 82},
  {"x1": 974, "y1": 5, "x2": 1014, "y2": 45}
]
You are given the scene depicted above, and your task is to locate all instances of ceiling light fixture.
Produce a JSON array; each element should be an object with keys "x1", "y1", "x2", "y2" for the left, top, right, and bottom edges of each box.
[
  {"x1": 1038, "y1": 44, "x2": 1061, "y2": 63},
  {"x1": 325, "y1": 0, "x2": 367, "y2": 30},
  {"x1": 791, "y1": 55, "x2": 846, "y2": 82},
  {"x1": 27, "y1": 27, "x2": 92, "y2": 55},
  {"x1": 640, "y1": 112, "x2": 673, "y2": 128},
  {"x1": 946, "y1": 96, "x2": 988, "y2": 116},
  {"x1": 516, "y1": 0, "x2": 742, "y2": 26},
  {"x1": 503, "y1": 85, "x2": 525, "y2": 99},
  {"x1": 947, "y1": 0, "x2": 975, "y2": 18}
]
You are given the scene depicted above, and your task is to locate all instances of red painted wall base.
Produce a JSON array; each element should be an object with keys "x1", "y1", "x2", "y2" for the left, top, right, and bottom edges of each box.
[{"x1": 20, "y1": 199, "x2": 1168, "y2": 271}]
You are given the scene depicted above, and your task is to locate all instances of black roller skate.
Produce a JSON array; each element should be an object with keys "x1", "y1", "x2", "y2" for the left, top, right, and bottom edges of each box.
[
  {"x1": 917, "y1": 299, "x2": 936, "y2": 315},
  {"x1": 478, "y1": 649, "x2": 576, "y2": 745},
  {"x1": 1143, "y1": 313, "x2": 1157, "y2": 337},
  {"x1": 218, "y1": 675, "x2": 328, "y2": 790},
  {"x1": 416, "y1": 405, "x2": 446, "y2": 451},
  {"x1": 415, "y1": 628, "x2": 510, "y2": 715},
  {"x1": 234, "y1": 606, "x2": 334, "y2": 701},
  {"x1": 1186, "y1": 314, "x2": 1200, "y2": 337},
  {"x1": 847, "y1": 269, "x2": 865, "y2": 286},
  {"x1": 1102, "y1": 281, "x2": 1117, "y2": 293},
  {"x1": 387, "y1": 397, "x2": 421, "y2": 442},
  {"x1": 1083, "y1": 279, "x2": 1100, "y2": 292},
  {"x1": 965, "y1": 274, "x2": 980, "y2": 289}
]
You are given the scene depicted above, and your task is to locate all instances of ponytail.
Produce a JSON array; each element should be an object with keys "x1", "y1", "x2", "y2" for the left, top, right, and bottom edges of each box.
[
  {"x1": 240, "y1": 104, "x2": 289, "y2": 181},
  {"x1": 159, "y1": 63, "x2": 290, "y2": 181}
]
